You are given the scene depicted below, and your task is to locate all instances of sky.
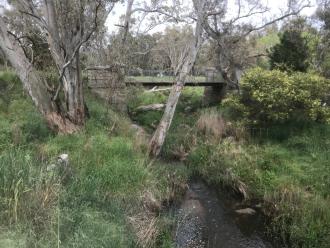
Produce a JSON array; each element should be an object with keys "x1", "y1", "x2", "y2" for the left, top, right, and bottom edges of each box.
[
  {"x1": 0, "y1": 0, "x2": 318, "y2": 33},
  {"x1": 106, "y1": 0, "x2": 318, "y2": 33}
]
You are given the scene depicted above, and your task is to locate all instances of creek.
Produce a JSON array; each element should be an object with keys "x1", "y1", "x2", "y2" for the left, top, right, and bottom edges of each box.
[{"x1": 175, "y1": 181, "x2": 274, "y2": 248}]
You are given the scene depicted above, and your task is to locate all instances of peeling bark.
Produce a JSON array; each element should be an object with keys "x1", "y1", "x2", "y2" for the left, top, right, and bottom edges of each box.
[
  {"x1": 148, "y1": 0, "x2": 206, "y2": 157},
  {"x1": 0, "y1": 16, "x2": 80, "y2": 134},
  {"x1": 43, "y1": 0, "x2": 85, "y2": 125},
  {"x1": 148, "y1": 82, "x2": 184, "y2": 156}
]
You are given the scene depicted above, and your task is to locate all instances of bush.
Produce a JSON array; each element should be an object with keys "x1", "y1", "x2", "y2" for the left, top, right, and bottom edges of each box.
[{"x1": 240, "y1": 68, "x2": 330, "y2": 124}]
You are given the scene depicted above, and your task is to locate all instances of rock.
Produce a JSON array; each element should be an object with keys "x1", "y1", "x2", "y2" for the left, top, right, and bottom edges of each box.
[
  {"x1": 131, "y1": 123, "x2": 148, "y2": 139},
  {"x1": 235, "y1": 208, "x2": 256, "y2": 215},
  {"x1": 48, "y1": 154, "x2": 74, "y2": 183},
  {"x1": 58, "y1": 154, "x2": 69, "y2": 165},
  {"x1": 254, "y1": 203, "x2": 262, "y2": 209}
]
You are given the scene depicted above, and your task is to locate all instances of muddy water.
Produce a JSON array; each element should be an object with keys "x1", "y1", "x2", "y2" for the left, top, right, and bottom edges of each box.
[{"x1": 175, "y1": 181, "x2": 273, "y2": 248}]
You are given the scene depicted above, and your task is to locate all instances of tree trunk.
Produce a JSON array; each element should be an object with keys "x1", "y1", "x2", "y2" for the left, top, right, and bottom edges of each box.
[
  {"x1": 62, "y1": 51, "x2": 85, "y2": 125},
  {"x1": 148, "y1": 0, "x2": 205, "y2": 157},
  {"x1": 0, "y1": 17, "x2": 79, "y2": 133},
  {"x1": 148, "y1": 82, "x2": 184, "y2": 156},
  {"x1": 44, "y1": 0, "x2": 85, "y2": 125}
]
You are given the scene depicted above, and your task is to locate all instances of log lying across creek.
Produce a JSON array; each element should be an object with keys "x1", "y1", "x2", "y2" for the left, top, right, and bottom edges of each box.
[{"x1": 136, "y1": 103, "x2": 165, "y2": 111}]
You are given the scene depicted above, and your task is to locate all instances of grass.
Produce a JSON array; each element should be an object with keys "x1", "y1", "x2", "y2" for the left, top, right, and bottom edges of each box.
[
  {"x1": 2, "y1": 68, "x2": 329, "y2": 247},
  {"x1": 187, "y1": 116, "x2": 330, "y2": 247},
  {"x1": 0, "y1": 70, "x2": 189, "y2": 247},
  {"x1": 128, "y1": 83, "x2": 330, "y2": 247}
]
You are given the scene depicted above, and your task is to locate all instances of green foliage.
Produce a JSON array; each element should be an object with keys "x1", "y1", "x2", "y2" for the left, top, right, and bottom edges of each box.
[
  {"x1": 0, "y1": 118, "x2": 12, "y2": 147},
  {"x1": 268, "y1": 29, "x2": 309, "y2": 72},
  {"x1": 0, "y1": 71, "x2": 52, "y2": 146},
  {"x1": 187, "y1": 124, "x2": 330, "y2": 248},
  {"x1": 127, "y1": 87, "x2": 166, "y2": 129},
  {"x1": 220, "y1": 94, "x2": 249, "y2": 122},
  {"x1": 137, "y1": 85, "x2": 330, "y2": 247},
  {"x1": 239, "y1": 68, "x2": 330, "y2": 124},
  {"x1": 0, "y1": 74, "x2": 181, "y2": 247},
  {"x1": 59, "y1": 207, "x2": 135, "y2": 248}
]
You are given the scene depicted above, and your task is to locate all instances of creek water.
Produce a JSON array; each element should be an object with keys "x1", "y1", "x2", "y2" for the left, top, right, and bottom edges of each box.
[{"x1": 175, "y1": 181, "x2": 273, "y2": 248}]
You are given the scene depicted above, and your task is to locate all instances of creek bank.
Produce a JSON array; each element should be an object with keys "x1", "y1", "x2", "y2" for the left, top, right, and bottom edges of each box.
[{"x1": 174, "y1": 180, "x2": 274, "y2": 248}]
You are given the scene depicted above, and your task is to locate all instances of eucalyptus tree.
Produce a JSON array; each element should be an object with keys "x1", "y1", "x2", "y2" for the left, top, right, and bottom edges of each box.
[
  {"x1": 148, "y1": 0, "x2": 206, "y2": 156},
  {"x1": 0, "y1": 0, "x2": 116, "y2": 133},
  {"x1": 154, "y1": 26, "x2": 195, "y2": 75},
  {"x1": 113, "y1": 0, "x2": 311, "y2": 156},
  {"x1": 148, "y1": 0, "x2": 311, "y2": 156},
  {"x1": 199, "y1": 0, "x2": 311, "y2": 90}
]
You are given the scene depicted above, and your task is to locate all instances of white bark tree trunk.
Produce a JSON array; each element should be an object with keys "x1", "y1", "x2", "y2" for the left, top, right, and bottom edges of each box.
[
  {"x1": 0, "y1": 17, "x2": 79, "y2": 133},
  {"x1": 44, "y1": 0, "x2": 85, "y2": 125},
  {"x1": 148, "y1": 0, "x2": 205, "y2": 157},
  {"x1": 62, "y1": 51, "x2": 85, "y2": 125}
]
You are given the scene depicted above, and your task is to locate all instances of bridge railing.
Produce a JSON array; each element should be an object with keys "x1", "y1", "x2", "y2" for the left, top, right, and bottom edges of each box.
[
  {"x1": 125, "y1": 68, "x2": 224, "y2": 84},
  {"x1": 86, "y1": 66, "x2": 226, "y2": 88}
]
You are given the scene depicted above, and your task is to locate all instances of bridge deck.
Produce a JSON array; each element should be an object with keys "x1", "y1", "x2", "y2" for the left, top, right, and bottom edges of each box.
[{"x1": 125, "y1": 81, "x2": 226, "y2": 86}]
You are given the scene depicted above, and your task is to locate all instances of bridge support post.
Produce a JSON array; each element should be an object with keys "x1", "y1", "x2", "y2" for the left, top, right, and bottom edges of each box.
[
  {"x1": 203, "y1": 68, "x2": 226, "y2": 106},
  {"x1": 203, "y1": 84, "x2": 227, "y2": 106},
  {"x1": 87, "y1": 65, "x2": 127, "y2": 113}
]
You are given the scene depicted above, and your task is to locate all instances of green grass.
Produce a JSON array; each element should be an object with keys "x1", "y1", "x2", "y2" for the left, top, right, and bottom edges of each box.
[
  {"x1": 188, "y1": 123, "x2": 330, "y2": 247},
  {"x1": 0, "y1": 70, "x2": 187, "y2": 247},
  {"x1": 127, "y1": 86, "x2": 204, "y2": 159},
  {"x1": 128, "y1": 84, "x2": 330, "y2": 247},
  {"x1": 3, "y1": 68, "x2": 329, "y2": 247}
]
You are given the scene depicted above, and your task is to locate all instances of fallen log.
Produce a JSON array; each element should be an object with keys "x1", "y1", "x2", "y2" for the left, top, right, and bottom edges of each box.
[
  {"x1": 136, "y1": 103, "x2": 165, "y2": 111},
  {"x1": 146, "y1": 87, "x2": 172, "y2": 92}
]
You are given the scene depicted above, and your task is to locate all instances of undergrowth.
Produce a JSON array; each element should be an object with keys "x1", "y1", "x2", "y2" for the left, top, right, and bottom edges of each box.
[
  {"x1": 0, "y1": 70, "x2": 187, "y2": 247},
  {"x1": 3, "y1": 68, "x2": 329, "y2": 247},
  {"x1": 128, "y1": 83, "x2": 330, "y2": 248}
]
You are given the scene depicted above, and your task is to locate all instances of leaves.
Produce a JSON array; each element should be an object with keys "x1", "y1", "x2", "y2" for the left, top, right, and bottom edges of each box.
[{"x1": 240, "y1": 68, "x2": 330, "y2": 124}]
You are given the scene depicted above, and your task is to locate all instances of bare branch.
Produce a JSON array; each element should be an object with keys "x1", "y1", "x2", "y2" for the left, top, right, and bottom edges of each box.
[{"x1": 241, "y1": 3, "x2": 312, "y2": 38}]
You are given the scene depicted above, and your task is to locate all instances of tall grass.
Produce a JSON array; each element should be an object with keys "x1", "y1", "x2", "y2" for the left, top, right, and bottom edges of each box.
[
  {"x1": 186, "y1": 112, "x2": 330, "y2": 247},
  {"x1": 129, "y1": 84, "x2": 330, "y2": 247},
  {"x1": 0, "y1": 71, "x2": 186, "y2": 247}
]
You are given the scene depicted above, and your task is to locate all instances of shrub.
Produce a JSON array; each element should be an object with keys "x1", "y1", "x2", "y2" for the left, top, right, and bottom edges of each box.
[{"x1": 240, "y1": 68, "x2": 330, "y2": 124}]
